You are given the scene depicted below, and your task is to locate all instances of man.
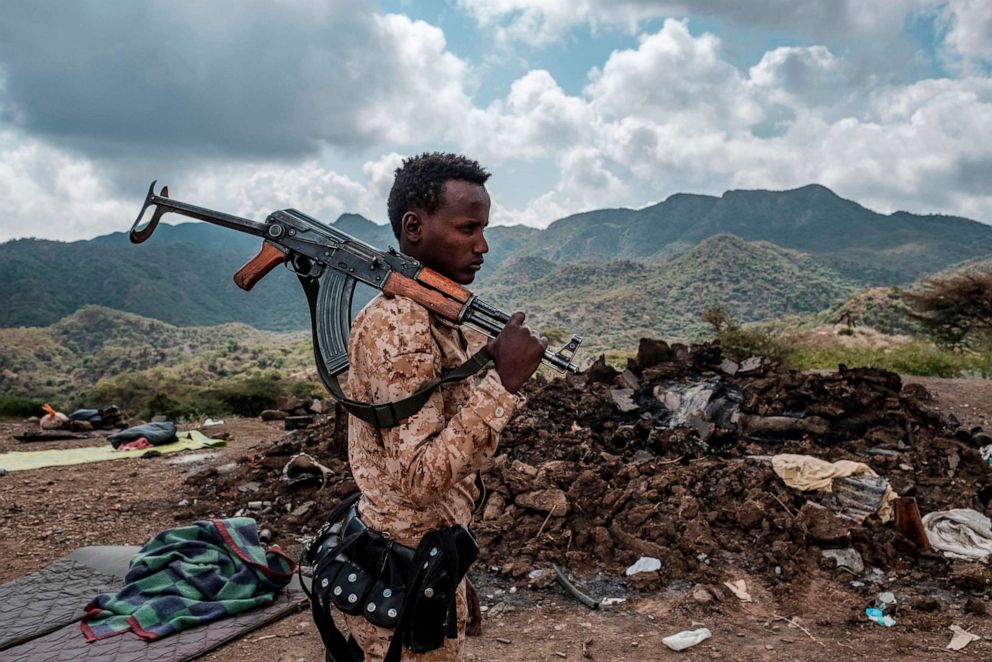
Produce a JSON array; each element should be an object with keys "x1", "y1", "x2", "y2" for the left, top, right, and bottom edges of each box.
[{"x1": 340, "y1": 152, "x2": 546, "y2": 660}]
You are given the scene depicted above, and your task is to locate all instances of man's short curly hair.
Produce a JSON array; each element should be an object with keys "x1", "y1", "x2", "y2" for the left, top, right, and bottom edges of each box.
[{"x1": 388, "y1": 152, "x2": 490, "y2": 240}]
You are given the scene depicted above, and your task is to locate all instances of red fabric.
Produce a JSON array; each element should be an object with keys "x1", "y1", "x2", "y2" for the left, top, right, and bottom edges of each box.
[{"x1": 117, "y1": 437, "x2": 152, "y2": 451}]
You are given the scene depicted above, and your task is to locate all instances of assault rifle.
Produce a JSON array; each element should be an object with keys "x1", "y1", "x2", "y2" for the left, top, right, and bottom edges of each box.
[{"x1": 129, "y1": 182, "x2": 583, "y2": 427}]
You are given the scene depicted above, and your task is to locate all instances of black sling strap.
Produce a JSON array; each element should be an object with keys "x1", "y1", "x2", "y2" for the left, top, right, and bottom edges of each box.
[{"x1": 325, "y1": 347, "x2": 493, "y2": 428}]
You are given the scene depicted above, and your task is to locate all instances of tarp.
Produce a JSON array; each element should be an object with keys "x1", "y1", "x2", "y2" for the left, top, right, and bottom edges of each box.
[
  {"x1": 923, "y1": 508, "x2": 992, "y2": 561},
  {"x1": 0, "y1": 431, "x2": 224, "y2": 473}
]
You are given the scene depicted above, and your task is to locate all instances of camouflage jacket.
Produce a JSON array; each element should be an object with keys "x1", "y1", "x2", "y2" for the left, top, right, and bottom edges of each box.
[{"x1": 347, "y1": 293, "x2": 523, "y2": 547}]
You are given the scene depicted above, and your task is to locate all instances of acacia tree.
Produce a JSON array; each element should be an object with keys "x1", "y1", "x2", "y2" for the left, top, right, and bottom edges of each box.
[{"x1": 903, "y1": 271, "x2": 992, "y2": 350}]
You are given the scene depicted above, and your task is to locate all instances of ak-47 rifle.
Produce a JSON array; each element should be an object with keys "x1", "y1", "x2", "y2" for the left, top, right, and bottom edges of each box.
[{"x1": 129, "y1": 182, "x2": 583, "y2": 428}]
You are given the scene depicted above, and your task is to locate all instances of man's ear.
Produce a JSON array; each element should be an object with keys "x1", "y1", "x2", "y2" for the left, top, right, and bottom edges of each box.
[{"x1": 401, "y1": 211, "x2": 422, "y2": 244}]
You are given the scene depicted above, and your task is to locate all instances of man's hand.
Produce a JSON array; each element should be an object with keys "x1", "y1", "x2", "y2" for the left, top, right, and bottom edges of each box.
[{"x1": 487, "y1": 312, "x2": 548, "y2": 394}]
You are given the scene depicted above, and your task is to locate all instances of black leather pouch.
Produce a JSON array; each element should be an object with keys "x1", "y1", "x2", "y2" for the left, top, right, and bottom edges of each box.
[{"x1": 363, "y1": 549, "x2": 410, "y2": 629}]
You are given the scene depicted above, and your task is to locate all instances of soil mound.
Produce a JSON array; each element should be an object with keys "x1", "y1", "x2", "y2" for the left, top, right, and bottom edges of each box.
[{"x1": 184, "y1": 339, "x2": 992, "y2": 598}]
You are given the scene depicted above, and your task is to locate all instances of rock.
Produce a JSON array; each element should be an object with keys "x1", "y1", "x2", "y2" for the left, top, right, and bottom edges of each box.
[
  {"x1": 276, "y1": 395, "x2": 304, "y2": 412},
  {"x1": 609, "y1": 389, "x2": 638, "y2": 413},
  {"x1": 310, "y1": 398, "x2": 324, "y2": 414},
  {"x1": 261, "y1": 409, "x2": 287, "y2": 421},
  {"x1": 909, "y1": 597, "x2": 942, "y2": 612},
  {"x1": 285, "y1": 415, "x2": 315, "y2": 430},
  {"x1": 964, "y1": 597, "x2": 987, "y2": 615},
  {"x1": 691, "y1": 585, "x2": 714, "y2": 604},
  {"x1": 822, "y1": 548, "x2": 864, "y2": 574},
  {"x1": 291, "y1": 501, "x2": 316, "y2": 519},
  {"x1": 949, "y1": 564, "x2": 992, "y2": 590},
  {"x1": 737, "y1": 357, "x2": 764, "y2": 374},
  {"x1": 635, "y1": 338, "x2": 674, "y2": 370},
  {"x1": 719, "y1": 358, "x2": 739, "y2": 375},
  {"x1": 619, "y1": 370, "x2": 640, "y2": 389},
  {"x1": 515, "y1": 489, "x2": 569, "y2": 516},
  {"x1": 482, "y1": 493, "x2": 506, "y2": 521},
  {"x1": 585, "y1": 355, "x2": 620, "y2": 384},
  {"x1": 974, "y1": 431, "x2": 992, "y2": 447},
  {"x1": 797, "y1": 502, "x2": 850, "y2": 545}
]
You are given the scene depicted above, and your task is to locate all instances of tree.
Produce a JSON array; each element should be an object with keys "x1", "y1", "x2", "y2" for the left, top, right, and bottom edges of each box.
[{"x1": 903, "y1": 271, "x2": 992, "y2": 350}]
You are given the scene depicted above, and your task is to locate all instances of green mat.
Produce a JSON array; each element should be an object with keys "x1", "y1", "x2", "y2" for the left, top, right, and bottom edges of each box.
[{"x1": 0, "y1": 430, "x2": 225, "y2": 472}]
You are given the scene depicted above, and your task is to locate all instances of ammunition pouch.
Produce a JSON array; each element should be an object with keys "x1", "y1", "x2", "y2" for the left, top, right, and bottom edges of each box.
[{"x1": 302, "y1": 494, "x2": 478, "y2": 662}]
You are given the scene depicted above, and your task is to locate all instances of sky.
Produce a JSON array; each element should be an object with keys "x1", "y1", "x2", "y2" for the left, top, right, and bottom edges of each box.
[{"x1": 0, "y1": 0, "x2": 990, "y2": 242}]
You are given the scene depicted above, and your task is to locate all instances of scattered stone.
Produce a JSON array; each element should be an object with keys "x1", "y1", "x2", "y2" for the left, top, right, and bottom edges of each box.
[
  {"x1": 797, "y1": 503, "x2": 850, "y2": 545},
  {"x1": 515, "y1": 489, "x2": 569, "y2": 516},
  {"x1": 822, "y1": 548, "x2": 865, "y2": 575},
  {"x1": 964, "y1": 597, "x2": 987, "y2": 616}
]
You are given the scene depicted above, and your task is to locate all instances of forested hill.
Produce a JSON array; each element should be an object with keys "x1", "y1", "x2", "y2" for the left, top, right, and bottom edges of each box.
[{"x1": 2, "y1": 184, "x2": 990, "y2": 331}]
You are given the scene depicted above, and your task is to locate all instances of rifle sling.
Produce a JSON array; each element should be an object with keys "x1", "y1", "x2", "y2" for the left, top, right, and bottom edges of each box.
[{"x1": 325, "y1": 347, "x2": 493, "y2": 428}]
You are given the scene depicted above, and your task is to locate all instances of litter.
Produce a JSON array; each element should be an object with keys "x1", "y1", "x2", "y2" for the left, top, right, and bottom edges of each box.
[
  {"x1": 922, "y1": 508, "x2": 992, "y2": 561},
  {"x1": 722, "y1": 579, "x2": 752, "y2": 602},
  {"x1": 625, "y1": 557, "x2": 662, "y2": 576},
  {"x1": 203, "y1": 418, "x2": 225, "y2": 426},
  {"x1": 946, "y1": 625, "x2": 981, "y2": 651},
  {"x1": 662, "y1": 628, "x2": 712, "y2": 651},
  {"x1": 865, "y1": 608, "x2": 895, "y2": 627},
  {"x1": 772, "y1": 454, "x2": 897, "y2": 522}
]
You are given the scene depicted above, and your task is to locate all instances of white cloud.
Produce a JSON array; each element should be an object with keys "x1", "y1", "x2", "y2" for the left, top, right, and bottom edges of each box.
[
  {"x1": 459, "y1": 70, "x2": 594, "y2": 160},
  {"x1": 587, "y1": 19, "x2": 761, "y2": 128},
  {"x1": 0, "y1": 132, "x2": 133, "y2": 243},
  {"x1": 359, "y1": 14, "x2": 473, "y2": 144},
  {"x1": 3, "y1": 3, "x2": 992, "y2": 245},
  {"x1": 456, "y1": 0, "x2": 931, "y2": 46},
  {"x1": 939, "y1": 0, "x2": 992, "y2": 71}
]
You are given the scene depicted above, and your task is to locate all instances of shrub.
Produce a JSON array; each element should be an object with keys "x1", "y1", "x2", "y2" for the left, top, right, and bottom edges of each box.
[
  {"x1": 0, "y1": 396, "x2": 49, "y2": 419},
  {"x1": 702, "y1": 306, "x2": 792, "y2": 364}
]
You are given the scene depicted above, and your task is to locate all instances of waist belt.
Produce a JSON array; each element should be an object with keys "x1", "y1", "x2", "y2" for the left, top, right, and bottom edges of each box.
[{"x1": 301, "y1": 494, "x2": 479, "y2": 662}]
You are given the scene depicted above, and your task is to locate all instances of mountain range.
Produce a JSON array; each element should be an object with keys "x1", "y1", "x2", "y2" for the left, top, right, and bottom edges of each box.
[{"x1": 3, "y1": 184, "x2": 991, "y2": 347}]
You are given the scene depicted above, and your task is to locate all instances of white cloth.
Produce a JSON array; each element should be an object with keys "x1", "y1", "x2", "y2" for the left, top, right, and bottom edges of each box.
[{"x1": 922, "y1": 508, "x2": 992, "y2": 561}]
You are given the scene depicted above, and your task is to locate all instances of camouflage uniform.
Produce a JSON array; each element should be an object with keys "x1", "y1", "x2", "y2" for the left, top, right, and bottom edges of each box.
[{"x1": 341, "y1": 293, "x2": 522, "y2": 661}]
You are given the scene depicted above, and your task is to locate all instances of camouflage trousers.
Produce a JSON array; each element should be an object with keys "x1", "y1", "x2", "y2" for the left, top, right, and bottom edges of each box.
[{"x1": 339, "y1": 581, "x2": 467, "y2": 661}]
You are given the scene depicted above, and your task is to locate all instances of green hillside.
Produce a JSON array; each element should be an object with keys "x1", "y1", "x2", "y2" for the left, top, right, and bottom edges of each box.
[
  {"x1": 810, "y1": 254, "x2": 992, "y2": 336},
  {"x1": 3, "y1": 184, "x2": 991, "y2": 332},
  {"x1": 480, "y1": 234, "x2": 859, "y2": 352},
  {"x1": 514, "y1": 185, "x2": 992, "y2": 283},
  {"x1": 0, "y1": 306, "x2": 313, "y2": 412}
]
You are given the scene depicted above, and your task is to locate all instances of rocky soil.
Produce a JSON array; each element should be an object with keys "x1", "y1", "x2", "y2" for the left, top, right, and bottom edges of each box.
[{"x1": 4, "y1": 339, "x2": 992, "y2": 660}]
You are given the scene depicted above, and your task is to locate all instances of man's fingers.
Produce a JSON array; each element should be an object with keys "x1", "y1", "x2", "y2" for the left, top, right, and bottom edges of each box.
[
  {"x1": 508, "y1": 311, "x2": 526, "y2": 325},
  {"x1": 539, "y1": 336, "x2": 549, "y2": 348}
]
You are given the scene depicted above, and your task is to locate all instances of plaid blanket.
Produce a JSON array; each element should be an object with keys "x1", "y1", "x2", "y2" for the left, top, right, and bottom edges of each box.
[{"x1": 81, "y1": 518, "x2": 296, "y2": 642}]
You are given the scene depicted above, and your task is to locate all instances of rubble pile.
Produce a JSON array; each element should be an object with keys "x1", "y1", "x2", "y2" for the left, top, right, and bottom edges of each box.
[{"x1": 184, "y1": 338, "x2": 992, "y2": 595}]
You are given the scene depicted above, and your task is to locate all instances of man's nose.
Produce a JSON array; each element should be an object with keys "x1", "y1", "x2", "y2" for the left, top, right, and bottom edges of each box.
[{"x1": 475, "y1": 233, "x2": 489, "y2": 255}]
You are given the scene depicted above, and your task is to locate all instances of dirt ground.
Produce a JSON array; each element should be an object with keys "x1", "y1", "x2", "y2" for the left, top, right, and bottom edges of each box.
[{"x1": 2, "y1": 375, "x2": 992, "y2": 661}]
